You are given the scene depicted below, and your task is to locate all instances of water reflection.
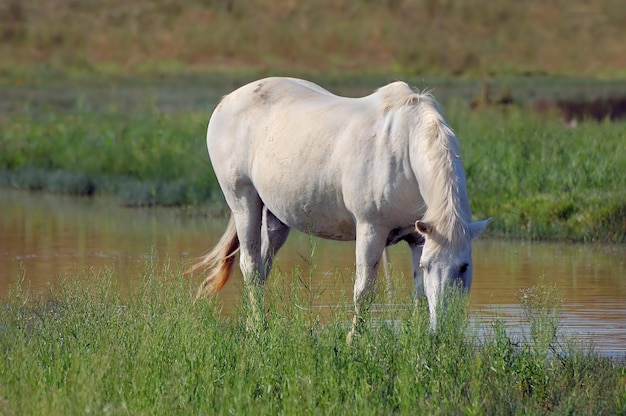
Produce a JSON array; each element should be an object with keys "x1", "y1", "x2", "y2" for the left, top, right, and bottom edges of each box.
[
  {"x1": 0, "y1": 189, "x2": 220, "y2": 296},
  {"x1": 1, "y1": 189, "x2": 625, "y2": 355}
]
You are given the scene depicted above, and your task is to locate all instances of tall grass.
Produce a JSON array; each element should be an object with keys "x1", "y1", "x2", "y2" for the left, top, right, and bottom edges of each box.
[
  {"x1": 448, "y1": 104, "x2": 626, "y2": 242},
  {"x1": 1, "y1": 262, "x2": 624, "y2": 415}
]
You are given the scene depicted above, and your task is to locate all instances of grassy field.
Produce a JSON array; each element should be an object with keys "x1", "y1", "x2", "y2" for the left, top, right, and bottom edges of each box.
[
  {"x1": 1, "y1": 264, "x2": 624, "y2": 415},
  {"x1": 1, "y1": 90, "x2": 624, "y2": 242},
  {"x1": 1, "y1": 0, "x2": 625, "y2": 81}
]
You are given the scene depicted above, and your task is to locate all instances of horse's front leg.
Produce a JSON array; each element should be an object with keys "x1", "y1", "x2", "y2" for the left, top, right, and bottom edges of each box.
[
  {"x1": 347, "y1": 223, "x2": 387, "y2": 343},
  {"x1": 409, "y1": 241, "x2": 425, "y2": 303}
]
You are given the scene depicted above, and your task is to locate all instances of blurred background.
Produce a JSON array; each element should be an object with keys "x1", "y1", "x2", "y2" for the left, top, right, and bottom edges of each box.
[{"x1": 1, "y1": 0, "x2": 625, "y2": 79}]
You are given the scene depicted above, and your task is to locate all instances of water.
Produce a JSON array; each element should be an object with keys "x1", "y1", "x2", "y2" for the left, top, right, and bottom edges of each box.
[{"x1": 1, "y1": 188, "x2": 625, "y2": 357}]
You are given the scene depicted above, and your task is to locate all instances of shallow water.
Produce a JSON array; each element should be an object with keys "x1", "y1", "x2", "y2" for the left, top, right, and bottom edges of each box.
[{"x1": 1, "y1": 189, "x2": 625, "y2": 356}]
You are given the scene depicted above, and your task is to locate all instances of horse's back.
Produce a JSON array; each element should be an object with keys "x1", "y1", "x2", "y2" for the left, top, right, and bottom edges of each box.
[
  {"x1": 207, "y1": 77, "x2": 354, "y2": 164},
  {"x1": 213, "y1": 77, "x2": 336, "y2": 115}
]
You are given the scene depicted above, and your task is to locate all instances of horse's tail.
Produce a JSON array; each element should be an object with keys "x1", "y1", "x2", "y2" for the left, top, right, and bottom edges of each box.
[{"x1": 189, "y1": 214, "x2": 239, "y2": 300}]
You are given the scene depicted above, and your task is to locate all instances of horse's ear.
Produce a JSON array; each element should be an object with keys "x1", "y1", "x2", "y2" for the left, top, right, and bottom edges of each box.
[
  {"x1": 415, "y1": 220, "x2": 432, "y2": 236},
  {"x1": 469, "y1": 218, "x2": 492, "y2": 241}
]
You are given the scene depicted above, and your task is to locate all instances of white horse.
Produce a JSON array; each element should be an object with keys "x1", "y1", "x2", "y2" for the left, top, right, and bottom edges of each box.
[{"x1": 191, "y1": 77, "x2": 491, "y2": 337}]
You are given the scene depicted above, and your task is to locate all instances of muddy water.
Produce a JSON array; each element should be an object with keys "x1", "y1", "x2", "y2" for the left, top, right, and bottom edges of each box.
[{"x1": 1, "y1": 189, "x2": 625, "y2": 356}]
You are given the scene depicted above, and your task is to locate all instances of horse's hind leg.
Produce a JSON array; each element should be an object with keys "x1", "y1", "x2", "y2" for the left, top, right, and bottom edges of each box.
[
  {"x1": 261, "y1": 207, "x2": 290, "y2": 279},
  {"x1": 228, "y1": 185, "x2": 266, "y2": 327}
]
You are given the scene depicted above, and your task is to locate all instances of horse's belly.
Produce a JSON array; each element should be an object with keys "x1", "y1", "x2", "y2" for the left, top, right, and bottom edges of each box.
[
  {"x1": 291, "y1": 202, "x2": 356, "y2": 241},
  {"x1": 257, "y1": 181, "x2": 356, "y2": 241},
  {"x1": 291, "y1": 217, "x2": 356, "y2": 240}
]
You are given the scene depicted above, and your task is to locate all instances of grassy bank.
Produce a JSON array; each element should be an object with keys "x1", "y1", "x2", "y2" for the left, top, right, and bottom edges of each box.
[
  {"x1": 1, "y1": 0, "x2": 625, "y2": 81},
  {"x1": 1, "y1": 94, "x2": 624, "y2": 242},
  {"x1": 0, "y1": 110, "x2": 218, "y2": 207},
  {"x1": 1, "y1": 264, "x2": 624, "y2": 415},
  {"x1": 453, "y1": 104, "x2": 626, "y2": 242}
]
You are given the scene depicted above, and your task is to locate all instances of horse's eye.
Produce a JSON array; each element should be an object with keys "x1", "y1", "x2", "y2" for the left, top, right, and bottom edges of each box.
[{"x1": 459, "y1": 263, "x2": 469, "y2": 274}]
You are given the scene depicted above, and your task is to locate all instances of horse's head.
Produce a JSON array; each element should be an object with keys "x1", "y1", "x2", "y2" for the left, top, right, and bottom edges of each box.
[{"x1": 415, "y1": 218, "x2": 491, "y2": 329}]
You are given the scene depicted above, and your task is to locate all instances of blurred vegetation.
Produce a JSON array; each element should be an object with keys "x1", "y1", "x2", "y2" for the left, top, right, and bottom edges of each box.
[
  {"x1": 0, "y1": 0, "x2": 625, "y2": 80},
  {"x1": 0, "y1": 110, "x2": 218, "y2": 207},
  {"x1": 1, "y1": 99, "x2": 624, "y2": 242}
]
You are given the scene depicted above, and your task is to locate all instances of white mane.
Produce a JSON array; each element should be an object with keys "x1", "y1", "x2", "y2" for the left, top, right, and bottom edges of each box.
[
  {"x1": 376, "y1": 81, "x2": 419, "y2": 113},
  {"x1": 372, "y1": 82, "x2": 473, "y2": 249},
  {"x1": 409, "y1": 93, "x2": 472, "y2": 250}
]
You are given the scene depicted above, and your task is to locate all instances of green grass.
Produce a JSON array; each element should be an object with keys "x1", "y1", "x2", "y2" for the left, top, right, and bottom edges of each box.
[
  {"x1": 0, "y1": 110, "x2": 219, "y2": 206},
  {"x1": 1, "y1": 93, "x2": 624, "y2": 241},
  {"x1": 1, "y1": 263, "x2": 624, "y2": 415},
  {"x1": 449, "y1": 104, "x2": 626, "y2": 242}
]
